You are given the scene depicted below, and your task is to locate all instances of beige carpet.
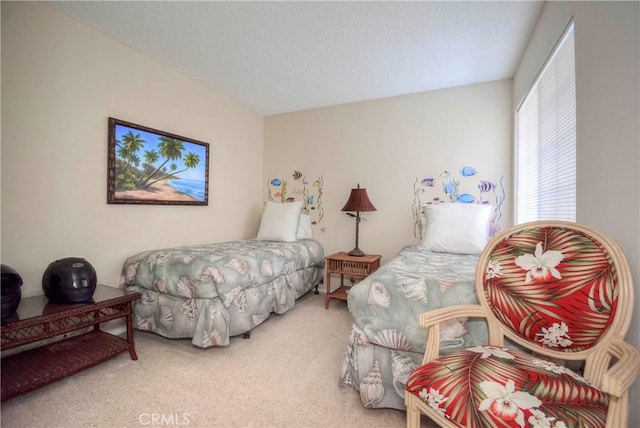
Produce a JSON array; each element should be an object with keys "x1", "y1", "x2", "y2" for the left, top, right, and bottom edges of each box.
[{"x1": 1, "y1": 292, "x2": 410, "y2": 428}]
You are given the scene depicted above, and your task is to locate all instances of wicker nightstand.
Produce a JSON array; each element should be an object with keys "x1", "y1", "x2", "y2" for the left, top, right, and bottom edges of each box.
[{"x1": 324, "y1": 252, "x2": 381, "y2": 309}]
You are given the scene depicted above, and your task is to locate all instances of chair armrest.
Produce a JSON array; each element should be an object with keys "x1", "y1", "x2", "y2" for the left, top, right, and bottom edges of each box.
[
  {"x1": 418, "y1": 305, "x2": 490, "y2": 363},
  {"x1": 418, "y1": 305, "x2": 489, "y2": 328},
  {"x1": 601, "y1": 338, "x2": 640, "y2": 397}
]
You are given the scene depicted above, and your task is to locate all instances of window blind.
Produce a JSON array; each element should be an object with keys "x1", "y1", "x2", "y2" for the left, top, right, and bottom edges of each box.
[{"x1": 516, "y1": 21, "x2": 576, "y2": 223}]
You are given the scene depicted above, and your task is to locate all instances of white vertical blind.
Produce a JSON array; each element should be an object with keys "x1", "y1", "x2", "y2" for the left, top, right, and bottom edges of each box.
[{"x1": 516, "y1": 21, "x2": 576, "y2": 223}]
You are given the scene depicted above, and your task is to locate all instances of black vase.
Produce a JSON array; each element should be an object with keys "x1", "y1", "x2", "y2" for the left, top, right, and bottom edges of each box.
[
  {"x1": 1, "y1": 264, "x2": 23, "y2": 320},
  {"x1": 42, "y1": 258, "x2": 97, "y2": 303}
]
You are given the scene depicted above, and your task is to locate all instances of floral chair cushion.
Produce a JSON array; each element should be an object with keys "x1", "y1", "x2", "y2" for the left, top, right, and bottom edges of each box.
[
  {"x1": 483, "y1": 226, "x2": 619, "y2": 353},
  {"x1": 405, "y1": 345, "x2": 609, "y2": 427}
]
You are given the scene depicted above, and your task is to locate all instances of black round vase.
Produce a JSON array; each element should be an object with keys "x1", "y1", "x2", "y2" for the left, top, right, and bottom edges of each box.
[
  {"x1": 42, "y1": 258, "x2": 97, "y2": 303},
  {"x1": 1, "y1": 264, "x2": 23, "y2": 320}
]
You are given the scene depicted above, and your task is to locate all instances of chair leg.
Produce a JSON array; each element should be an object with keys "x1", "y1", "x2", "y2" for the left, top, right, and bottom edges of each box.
[
  {"x1": 605, "y1": 393, "x2": 628, "y2": 428},
  {"x1": 405, "y1": 394, "x2": 421, "y2": 428}
]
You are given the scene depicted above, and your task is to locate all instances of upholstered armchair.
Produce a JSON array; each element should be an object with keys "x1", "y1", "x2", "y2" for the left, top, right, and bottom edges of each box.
[{"x1": 405, "y1": 221, "x2": 640, "y2": 427}]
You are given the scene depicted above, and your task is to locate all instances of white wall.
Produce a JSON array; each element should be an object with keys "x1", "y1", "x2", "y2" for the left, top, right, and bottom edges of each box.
[
  {"x1": 1, "y1": 2, "x2": 264, "y2": 297},
  {"x1": 265, "y1": 80, "x2": 513, "y2": 264},
  {"x1": 514, "y1": 2, "x2": 640, "y2": 424}
]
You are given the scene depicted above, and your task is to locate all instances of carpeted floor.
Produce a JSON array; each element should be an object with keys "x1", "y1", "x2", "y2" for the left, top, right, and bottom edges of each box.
[{"x1": 1, "y1": 292, "x2": 411, "y2": 428}]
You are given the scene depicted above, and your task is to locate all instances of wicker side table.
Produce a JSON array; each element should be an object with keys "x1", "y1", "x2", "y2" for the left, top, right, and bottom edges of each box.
[
  {"x1": 0, "y1": 285, "x2": 141, "y2": 401},
  {"x1": 325, "y1": 252, "x2": 381, "y2": 309}
]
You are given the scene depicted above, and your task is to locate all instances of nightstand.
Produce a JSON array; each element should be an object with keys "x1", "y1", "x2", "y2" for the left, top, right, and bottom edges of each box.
[{"x1": 325, "y1": 252, "x2": 381, "y2": 309}]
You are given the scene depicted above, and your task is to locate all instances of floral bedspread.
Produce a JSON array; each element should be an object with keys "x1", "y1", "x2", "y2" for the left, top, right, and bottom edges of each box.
[
  {"x1": 120, "y1": 239, "x2": 324, "y2": 347},
  {"x1": 347, "y1": 245, "x2": 488, "y2": 353},
  {"x1": 340, "y1": 245, "x2": 488, "y2": 409},
  {"x1": 121, "y1": 239, "x2": 324, "y2": 304}
]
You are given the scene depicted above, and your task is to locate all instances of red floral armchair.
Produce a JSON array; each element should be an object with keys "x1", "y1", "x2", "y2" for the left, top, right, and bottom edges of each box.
[{"x1": 405, "y1": 221, "x2": 640, "y2": 427}]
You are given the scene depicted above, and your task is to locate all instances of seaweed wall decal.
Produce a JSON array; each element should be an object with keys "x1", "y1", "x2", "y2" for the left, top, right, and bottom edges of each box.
[
  {"x1": 267, "y1": 170, "x2": 325, "y2": 224},
  {"x1": 413, "y1": 166, "x2": 505, "y2": 239}
]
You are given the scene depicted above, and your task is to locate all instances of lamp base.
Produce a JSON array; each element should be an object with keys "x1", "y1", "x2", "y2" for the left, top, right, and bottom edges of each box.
[{"x1": 348, "y1": 247, "x2": 365, "y2": 257}]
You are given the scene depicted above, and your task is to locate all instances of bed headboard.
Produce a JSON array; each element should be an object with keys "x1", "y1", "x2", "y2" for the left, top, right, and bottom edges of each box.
[{"x1": 413, "y1": 166, "x2": 505, "y2": 240}]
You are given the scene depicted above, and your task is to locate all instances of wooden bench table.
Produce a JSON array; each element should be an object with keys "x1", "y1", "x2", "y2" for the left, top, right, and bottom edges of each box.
[{"x1": 1, "y1": 284, "x2": 141, "y2": 401}]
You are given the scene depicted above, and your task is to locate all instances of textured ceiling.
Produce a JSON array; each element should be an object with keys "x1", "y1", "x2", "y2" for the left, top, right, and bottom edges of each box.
[{"x1": 47, "y1": 1, "x2": 544, "y2": 116}]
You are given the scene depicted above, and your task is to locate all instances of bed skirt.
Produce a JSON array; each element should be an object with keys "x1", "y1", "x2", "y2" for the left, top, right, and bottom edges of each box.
[
  {"x1": 124, "y1": 265, "x2": 323, "y2": 348},
  {"x1": 339, "y1": 323, "x2": 423, "y2": 410}
]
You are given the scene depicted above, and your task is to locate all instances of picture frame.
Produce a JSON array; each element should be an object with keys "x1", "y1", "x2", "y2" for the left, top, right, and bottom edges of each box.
[{"x1": 107, "y1": 117, "x2": 209, "y2": 206}]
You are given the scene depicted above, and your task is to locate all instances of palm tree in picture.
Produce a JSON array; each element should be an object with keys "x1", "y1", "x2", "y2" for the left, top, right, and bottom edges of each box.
[
  {"x1": 114, "y1": 146, "x2": 132, "y2": 190},
  {"x1": 144, "y1": 153, "x2": 201, "y2": 188},
  {"x1": 115, "y1": 131, "x2": 145, "y2": 190},
  {"x1": 140, "y1": 137, "x2": 185, "y2": 188},
  {"x1": 118, "y1": 131, "x2": 145, "y2": 173},
  {"x1": 138, "y1": 149, "x2": 159, "y2": 182},
  {"x1": 114, "y1": 131, "x2": 146, "y2": 190}
]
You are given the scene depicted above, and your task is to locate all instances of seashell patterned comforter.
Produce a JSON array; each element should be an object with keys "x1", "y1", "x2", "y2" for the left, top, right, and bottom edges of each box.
[
  {"x1": 120, "y1": 239, "x2": 324, "y2": 348},
  {"x1": 340, "y1": 245, "x2": 488, "y2": 410}
]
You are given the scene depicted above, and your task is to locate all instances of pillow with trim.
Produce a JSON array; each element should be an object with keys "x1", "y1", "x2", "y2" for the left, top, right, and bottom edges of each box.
[
  {"x1": 421, "y1": 203, "x2": 492, "y2": 254},
  {"x1": 296, "y1": 214, "x2": 313, "y2": 240},
  {"x1": 257, "y1": 201, "x2": 303, "y2": 242}
]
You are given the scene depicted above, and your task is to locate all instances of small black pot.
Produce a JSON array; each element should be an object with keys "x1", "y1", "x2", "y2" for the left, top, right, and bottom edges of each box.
[
  {"x1": 42, "y1": 258, "x2": 97, "y2": 303},
  {"x1": 1, "y1": 264, "x2": 23, "y2": 319}
]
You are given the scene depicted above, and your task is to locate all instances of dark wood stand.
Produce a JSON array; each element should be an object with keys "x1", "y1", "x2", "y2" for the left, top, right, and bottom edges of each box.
[
  {"x1": 325, "y1": 252, "x2": 381, "y2": 309},
  {"x1": 0, "y1": 285, "x2": 141, "y2": 401}
]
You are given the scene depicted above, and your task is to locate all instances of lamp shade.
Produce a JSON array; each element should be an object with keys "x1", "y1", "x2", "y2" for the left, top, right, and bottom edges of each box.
[
  {"x1": 342, "y1": 184, "x2": 376, "y2": 257},
  {"x1": 341, "y1": 185, "x2": 376, "y2": 212}
]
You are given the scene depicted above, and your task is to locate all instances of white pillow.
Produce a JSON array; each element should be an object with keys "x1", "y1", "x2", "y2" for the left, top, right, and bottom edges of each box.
[
  {"x1": 421, "y1": 203, "x2": 492, "y2": 254},
  {"x1": 296, "y1": 214, "x2": 313, "y2": 240},
  {"x1": 256, "y1": 201, "x2": 303, "y2": 242}
]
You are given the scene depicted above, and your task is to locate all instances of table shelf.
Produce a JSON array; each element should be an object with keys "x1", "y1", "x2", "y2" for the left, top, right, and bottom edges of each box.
[
  {"x1": 0, "y1": 285, "x2": 141, "y2": 402},
  {"x1": 325, "y1": 252, "x2": 381, "y2": 309},
  {"x1": 1, "y1": 330, "x2": 130, "y2": 401},
  {"x1": 328, "y1": 285, "x2": 351, "y2": 301}
]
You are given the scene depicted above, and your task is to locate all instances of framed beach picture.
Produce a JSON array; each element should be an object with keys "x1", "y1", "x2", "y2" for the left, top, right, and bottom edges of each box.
[{"x1": 107, "y1": 117, "x2": 209, "y2": 205}]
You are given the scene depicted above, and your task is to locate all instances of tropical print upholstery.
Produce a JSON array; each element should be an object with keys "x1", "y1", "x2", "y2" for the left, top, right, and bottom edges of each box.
[
  {"x1": 482, "y1": 226, "x2": 619, "y2": 353},
  {"x1": 406, "y1": 345, "x2": 608, "y2": 427},
  {"x1": 405, "y1": 223, "x2": 635, "y2": 428}
]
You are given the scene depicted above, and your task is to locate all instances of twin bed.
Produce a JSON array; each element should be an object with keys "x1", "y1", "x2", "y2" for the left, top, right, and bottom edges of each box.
[
  {"x1": 120, "y1": 239, "x2": 324, "y2": 348},
  {"x1": 340, "y1": 202, "x2": 497, "y2": 410},
  {"x1": 120, "y1": 201, "x2": 325, "y2": 348},
  {"x1": 339, "y1": 245, "x2": 487, "y2": 409}
]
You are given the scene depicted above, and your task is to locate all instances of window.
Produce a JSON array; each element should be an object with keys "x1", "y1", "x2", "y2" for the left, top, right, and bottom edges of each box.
[{"x1": 515, "y1": 21, "x2": 576, "y2": 223}]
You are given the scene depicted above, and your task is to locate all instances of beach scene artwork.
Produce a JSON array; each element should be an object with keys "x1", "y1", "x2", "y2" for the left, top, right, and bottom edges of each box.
[{"x1": 108, "y1": 118, "x2": 209, "y2": 205}]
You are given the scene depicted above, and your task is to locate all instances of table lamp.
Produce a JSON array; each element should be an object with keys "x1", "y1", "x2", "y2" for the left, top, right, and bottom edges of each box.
[{"x1": 341, "y1": 184, "x2": 377, "y2": 257}]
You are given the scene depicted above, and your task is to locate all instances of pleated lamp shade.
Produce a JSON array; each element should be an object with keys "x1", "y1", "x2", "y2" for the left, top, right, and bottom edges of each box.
[
  {"x1": 341, "y1": 185, "x2": 376, "y2": 213},
  {"x1": 341, "y1": 184, "x2": 376, "y2": 256}
]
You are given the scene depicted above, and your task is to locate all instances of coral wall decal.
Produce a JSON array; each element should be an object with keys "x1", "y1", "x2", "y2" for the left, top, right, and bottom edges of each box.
[
  {"x1": 413, "y1": 166, "x2": 505, "y2": 239},
  {"x1": 268, "y1": 171, "x2": 324, "y2": 224}
]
